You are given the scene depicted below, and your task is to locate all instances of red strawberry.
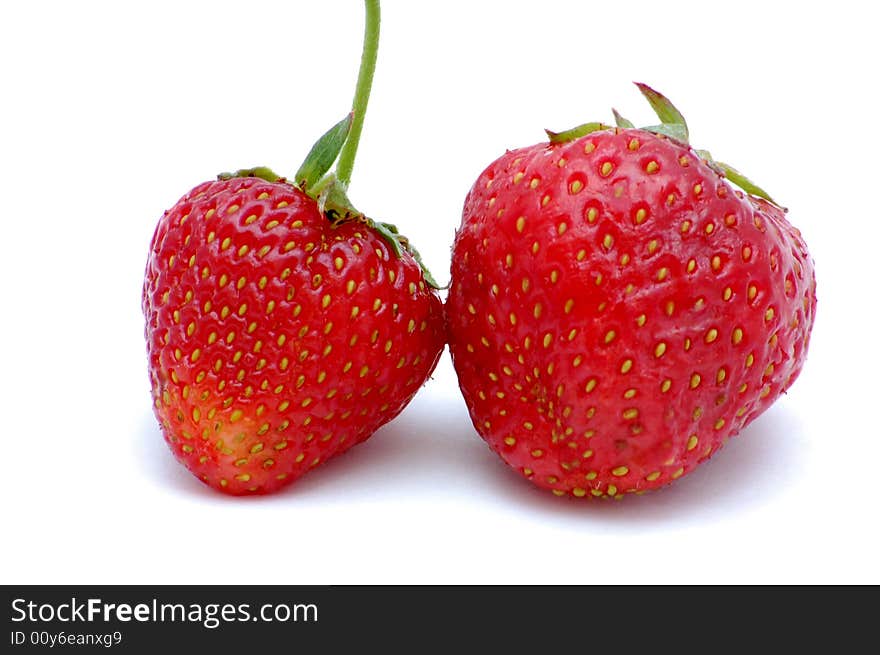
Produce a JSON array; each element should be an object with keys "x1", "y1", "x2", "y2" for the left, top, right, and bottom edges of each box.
[
  {"x1": 447, "y1": 84, "x2": 816, "y2": 499},
  {"x1": 142, "y1": 1, "x2": 444, "y2": 495},
  {"x1": 144, "y1": 176, "x2": 443, "y2": 495}
]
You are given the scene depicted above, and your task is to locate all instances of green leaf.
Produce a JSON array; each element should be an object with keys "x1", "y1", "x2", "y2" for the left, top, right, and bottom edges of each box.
[
  {"x1": 311, "y1": 176, "x2": 443, "y2": 289},
  {"x1": 634, "y1": 82, "x2": 689, "y2": 142},
  {"x1": 217, "y1": 166, "x2": 283, "y2": 183},
  {"x1": 314, "y1": 173, "x2": 363, "y2": 224},
  {"x1": 294, "y1": 114, "x2": 354, "y2": 192},
  {"x1": 545, "y1": 122, "x2": 612, "y2": 144},
  {"x1": 373, "y1": 222, "x2": 443, "y2": 289},
  {"x1": 712, "y1": 160, "x2": 780, "y2": 205},
  {"x1": 612, "y1": 108, "x2": 635, "y2": 129},
  {"x1": 372, "y1": 221, "x2": 404, "y2": 257},
  {"x1": 643, "y1": 123, "x2": 689, "y2": 143}
]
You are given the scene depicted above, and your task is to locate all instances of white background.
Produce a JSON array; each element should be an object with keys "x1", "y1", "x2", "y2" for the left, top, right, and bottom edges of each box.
[{"x1": 1, "y1": 0, "x2": 877, "y2": 584}]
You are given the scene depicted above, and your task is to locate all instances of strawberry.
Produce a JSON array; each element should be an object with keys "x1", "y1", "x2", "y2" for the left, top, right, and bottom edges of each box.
[
  {"x1": 447, "y1": 84, "x2": 816, "y2": 499},
  {"x1": 143, "y1": 1, "x2": 444, "y2": 495}
]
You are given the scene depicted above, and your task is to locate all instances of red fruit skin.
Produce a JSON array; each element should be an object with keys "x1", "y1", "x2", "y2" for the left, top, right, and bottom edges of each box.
[
  {"x1": 447, "y1": 129, "x2": 816, "y2": 498},
  {"x1": 143, "y1": 177, "x2": 444, "y2": 495}
]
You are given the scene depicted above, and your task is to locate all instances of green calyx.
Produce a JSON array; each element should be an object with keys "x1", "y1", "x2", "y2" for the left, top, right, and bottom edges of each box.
[
  {"x1": 547, "y1": 82, "x2": 781, "y2": 207},
  {"x1": 214, "y1": 1, "x2": 440, "y2": 289}
]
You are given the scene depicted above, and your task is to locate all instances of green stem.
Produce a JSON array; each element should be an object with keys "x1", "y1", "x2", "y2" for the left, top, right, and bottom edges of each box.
[{"x1": 335, "y1": 0, "x2": 380, "y2": 188}]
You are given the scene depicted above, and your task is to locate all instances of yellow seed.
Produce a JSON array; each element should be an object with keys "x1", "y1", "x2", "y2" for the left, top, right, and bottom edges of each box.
[
  {"x1": 604, "y1": 330, "x2": 616, "y2": 344},
  {"x1": 634, "y1": 208, "x2": 647, "y2": 224},
  {"x1": 646, "y1": 471, "x2": 661, "y2": 482},
  {"x1": 569, "y1": 180, "x2": 583, "y2": 194},
  {"x1": 654, "y1": 342, "x2": 667, "y2": 357},
  {"x1": 515, "y1": 216, "x2": 526, "y2": 233},
  {"x1": 587, "y1": 207, "x2": 598, "y2": 223},
  {"x1": 600, "y1": 161, "x2": 614, "y2": 176},
  {"x1": 645, "y1": 160, "x2": 659, "y2": 174},
  {"x1": 690, "y1": 373, "x2": 702, "y2": 389},
  {"x1": 612, "y1": 466, "x2": 629, "y2": 477},
  {"x1": 620, "y1": 359, "x2": 633, "y2": 374},
  {"x1": 585, "y1": 378, "x2": 597, "y2": 393},
  {"x1": 705, "y1": 328, "x2": 718, "y2": 343}
]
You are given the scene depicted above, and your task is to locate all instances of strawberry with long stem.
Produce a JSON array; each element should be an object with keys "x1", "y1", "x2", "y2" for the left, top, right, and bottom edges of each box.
[{"x1": 143, "y1": 0, "x2": 445, "y2": 495}]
